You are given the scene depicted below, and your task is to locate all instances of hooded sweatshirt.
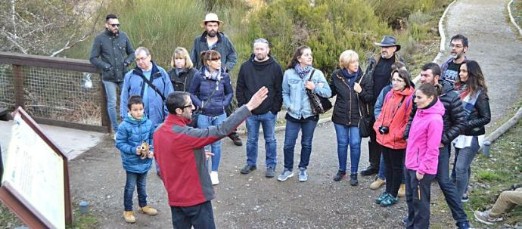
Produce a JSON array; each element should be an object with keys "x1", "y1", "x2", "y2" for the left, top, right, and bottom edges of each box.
[{"x1": 405, "y1": 98, "x2": 445, "y2": 175}]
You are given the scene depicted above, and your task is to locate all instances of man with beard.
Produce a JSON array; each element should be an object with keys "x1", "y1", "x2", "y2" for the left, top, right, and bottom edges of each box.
[
  {"x1": 361, "y1": 36, "x2": 403, "y2": 180},
  {"x1": 236, "y1": 38, "x2": 283, "y2": 178},
  {"x1": 90, "y1": 14, "x2": 135, "y2": 138},
  {"x1": 404, "y1": 63, "x2": 470, "y2": 229},
  {"x1": 190, "y1": 13, "x2": 242, "y2": 146},
  {"x1": 440, "y1": 34, "x2": 469, "y2": 85}
]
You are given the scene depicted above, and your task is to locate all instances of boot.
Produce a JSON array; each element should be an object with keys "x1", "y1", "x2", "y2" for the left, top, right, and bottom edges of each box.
[{"x1": 123, "y1": 211, "x2": 136, "y2": 223}]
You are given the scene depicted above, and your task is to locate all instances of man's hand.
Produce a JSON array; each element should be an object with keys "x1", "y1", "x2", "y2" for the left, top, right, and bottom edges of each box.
[{"x1": 246, "y1": 87, "x2": 268, "y2": 111}]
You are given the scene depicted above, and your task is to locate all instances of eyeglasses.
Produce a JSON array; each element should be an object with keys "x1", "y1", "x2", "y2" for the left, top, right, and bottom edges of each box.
[
  {"x1": 210, "y1": 57, "x2": 220, "y2": 61},
  {"x1": 135, "y1": 56, "x2": 148, "y2": 61},
  {"x1": 181, "y1": 104, "x2": 193, "y2": 109},
  {"x1": 110, "y1": 24, "x2": 120, "y2": 27}
]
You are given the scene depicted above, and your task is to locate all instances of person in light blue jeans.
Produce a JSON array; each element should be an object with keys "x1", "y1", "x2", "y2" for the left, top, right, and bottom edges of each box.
[
  {"x1": 278, "y1": 45, "x2": 331, "y2": 182},
  {"x1": 245, "y1": 112, "x2": 277, "y2": 174},
  {"x1": 103, "y1": 81, "x2": 122, "y2": 133}
]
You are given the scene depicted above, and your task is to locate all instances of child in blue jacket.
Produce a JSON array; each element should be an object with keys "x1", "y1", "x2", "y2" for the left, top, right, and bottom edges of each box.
[{"x1": 116, "y1": 95, "x2": 158, "y2": 223}]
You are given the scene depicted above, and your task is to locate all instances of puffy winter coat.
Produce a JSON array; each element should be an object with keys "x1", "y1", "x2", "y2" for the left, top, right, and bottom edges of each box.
[
  {"x1": 116, "y1": 114, "x2": 154, "y2": 173},
  {"x1": 168, "y1": 68, "x2": 198, "y2": 92},
  {"x1": 330, "y1": 68, "x2": 373, "y2": 126},
  {"x1": 188, "y1": 68, "x2": 233, "y2": 117}
]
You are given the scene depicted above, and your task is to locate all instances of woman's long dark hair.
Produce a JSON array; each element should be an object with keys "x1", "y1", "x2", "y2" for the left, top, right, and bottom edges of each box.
[
  {"x1": 458, "y1": 60, "x2": 488, "y2": 95},
  {"x1": 286, "y1": 45, "x2": 310, "y2": 69}
]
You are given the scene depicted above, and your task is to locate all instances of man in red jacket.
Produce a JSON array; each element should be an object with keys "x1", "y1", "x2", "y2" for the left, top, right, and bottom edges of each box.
[{"x1": 154, "y1": 87, "x2": 268, "y2": 228}]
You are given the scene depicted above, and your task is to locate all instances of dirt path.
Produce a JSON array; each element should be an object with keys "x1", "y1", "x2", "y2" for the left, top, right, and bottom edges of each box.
[{"x1": 68, "y1": 0, "x2": 522, "y2": 228}]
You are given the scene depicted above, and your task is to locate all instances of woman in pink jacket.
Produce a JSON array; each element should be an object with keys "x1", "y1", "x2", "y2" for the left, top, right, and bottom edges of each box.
[{"x1": 404, "y1": 83, "x2": 445, "y2": 229}]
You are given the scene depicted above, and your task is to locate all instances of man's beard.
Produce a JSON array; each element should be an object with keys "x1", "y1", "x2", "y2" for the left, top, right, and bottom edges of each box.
[{"x1": 207, "y1": 30, "x2": 217, "y2": 37}]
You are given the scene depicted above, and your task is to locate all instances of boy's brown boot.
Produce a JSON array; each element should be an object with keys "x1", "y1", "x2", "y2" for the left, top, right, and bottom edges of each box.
[
  {"x1": 139, "y1": 205, "x2": 158, "y2": 216},
  {"x1": 123, "y1": 211, "x2": 136, "y2": 223}
]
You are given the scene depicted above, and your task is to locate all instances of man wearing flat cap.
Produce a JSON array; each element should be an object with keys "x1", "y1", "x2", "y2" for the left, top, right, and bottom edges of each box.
[
  {"x1": 361, "y1": 35, "x2": 404, "y2": 182},
  {"x1": 190, "y1": 13, "x2": 243, "y2": 146}
]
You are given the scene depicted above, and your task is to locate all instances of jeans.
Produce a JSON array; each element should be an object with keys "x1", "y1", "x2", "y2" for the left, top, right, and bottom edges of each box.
[
  {"x1": 102, "y1": 80, "x2": 122, "y2": 133},
  {"x1": 437, "y1": 144, "x2": 468, "y2": 224},
  {"x1": 382, "y1": 147, "x2": 405, "y2": 197},
  {"x1": 283, "y1": 117, "x2": 318, "y2": 170},
  {"x1": 333, "y1": 123, "x2": 361, "y2": 175},
  {"x1": 378, "y1": 154, "x2": 386, "y2": 180},
  {"x1": 245, "y1": 111, "x2": 277, "y2": 168},
  {"x1": 124, "y1": 171, "x2": 148, "y2": 211},
  {"x1": 452, "y1": 136, "x2": 480, "y2": 198},
  {"x1": 171, "y1": 201, "x2": 215, "y2": 229},
  {"x1": 405, "y1": 169, "x2": 436, "y2": 229},
  {"x1": 198, "y1": 113, "x2": 227, "y2": 171}
]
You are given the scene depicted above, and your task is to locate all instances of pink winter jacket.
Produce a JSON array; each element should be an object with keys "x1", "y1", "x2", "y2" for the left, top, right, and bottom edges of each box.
[{"x1": 405, "y1": 99, "x2": 445, "y2": 175}]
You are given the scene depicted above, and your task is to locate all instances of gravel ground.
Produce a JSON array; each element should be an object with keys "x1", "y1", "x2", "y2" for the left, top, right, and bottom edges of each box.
[{"x1": 69, "y1": 0, "x2": 522, "y2": 228}]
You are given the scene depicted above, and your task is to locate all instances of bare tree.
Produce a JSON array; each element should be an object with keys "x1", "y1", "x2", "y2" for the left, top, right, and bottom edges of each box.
[{"x1": 0, "y1": 0, "x2": 101, "y2": 56}]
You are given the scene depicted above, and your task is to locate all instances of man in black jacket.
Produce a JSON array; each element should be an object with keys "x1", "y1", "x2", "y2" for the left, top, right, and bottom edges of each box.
[
  {"x1": 90, "y1": 14, "x2": 135, "y2": 136},
  {"x1": 236, "y1": 38, "x2": 283, "y2": 178},
  {"x1": 404, "y1": 63, "x2": 470, "y2": 229},
  {"x1": 361, "y1": 36, "x2": 403, "y2": 177}
]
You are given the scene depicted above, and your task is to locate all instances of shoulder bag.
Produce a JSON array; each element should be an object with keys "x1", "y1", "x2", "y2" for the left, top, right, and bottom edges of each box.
[{"x1": 306, "y1": 69, "x2": 332, "y2": 114}]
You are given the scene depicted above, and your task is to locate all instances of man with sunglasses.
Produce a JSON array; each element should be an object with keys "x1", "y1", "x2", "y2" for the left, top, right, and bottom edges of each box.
[{"x1": 90, "y1": 14, "x2": 135, "y2": 138}]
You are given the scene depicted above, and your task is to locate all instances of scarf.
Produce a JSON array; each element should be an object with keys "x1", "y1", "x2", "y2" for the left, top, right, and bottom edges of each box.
[
  {"x1": 294, "y1": 64, "x2": 312, "y2": 79},
  {"x1": 204, "y1": 67, "x2": 222, "y2": 81},
  {"x1": 341, "y1": 68, "x2": 357, "y2": 87},
  {"x1": 456, "y1": 83, "x2": 481, "y2": 119}
]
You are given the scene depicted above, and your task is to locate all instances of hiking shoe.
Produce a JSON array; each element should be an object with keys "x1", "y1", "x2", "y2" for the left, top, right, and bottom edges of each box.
[
  {"x1": 474, "y1": 210, "x2": 503, "y2": 225},
  {"x1": 370, "y1": 178, "x2": 386, "y2": 190},
  {"x1": 380, "y1": 194, "x2": 398, "y2": 207},
  {"x1": 265, "y1": 167, "x2": 275, "y2": 178},
  {"x1": 333, "y1": 170, "x2": 346, "y2": 181},
  {"x1": 375, "y1": 192, "x2": 390, "y2": 204},
  {"x1": 360, "y1": 166, "x2": 378, "y2": 176},
  {"x1": 139, "y1": 205, "x2": 158, "y2": 216},
  {"x1": 240, "y1": 165, "x2": 257, "y2": 174},
  {"x1": 298, "y1": 168, "x2": 308, "y2": 182},
  {"x1": 349, "y1": 174, "x2": 358, "y2": 186},
  {"x1": 398, "y1": 183, "x2": 406, "y2": 197},
  {"x1": 123, "y1": 211, "x2": 136, "y2": 223},
  {"x1": 210, "y1": 171, "x2": 219, "y2": 185},
  {"x1": 277, "y1": 169, "x2": 294, "y2": 182},
  {"x1": 228, "y1": 133, "x2": 243, "y2": 146},
  {"x1": 461, "y1": 194, "x2": 469, "y2": 203}
]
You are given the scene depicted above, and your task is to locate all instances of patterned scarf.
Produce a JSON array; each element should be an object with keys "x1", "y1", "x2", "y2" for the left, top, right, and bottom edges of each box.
[
  {"x1": 204, "y1": 67, "x2": 222, "y2": 81},
  {"x1": 456, "y1": 83, "x2": 481, "y2": 118},
  {"x1": 294, "y1": 64, "x2": 312, "y2": 79}
]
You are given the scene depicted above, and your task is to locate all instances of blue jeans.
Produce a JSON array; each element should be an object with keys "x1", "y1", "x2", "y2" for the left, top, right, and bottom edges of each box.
[
  {"x1": 198, "y1": 113, "x2": 226, "y2": 171},
  {"x1": 283, "y1": 117, "x2": 318, "y2": 170},
  {"x1": 124, "y1": 171, "x2": 148, "y2": 211},
  {"x1": 245, "y1": 111, "x2": 277, "y2": 168},
  {"x1": 334, "y1": 124, "x2": 361, "y2": 175},
  {"x1": 103, "y1": 80, "x2": 122, "y2": 133},
  {"x1": 452, "y1": 136, "x2": 480, "y2": 198},
  {"x1": 437, "y1": 144, "x2": 468, "y2": 224}
]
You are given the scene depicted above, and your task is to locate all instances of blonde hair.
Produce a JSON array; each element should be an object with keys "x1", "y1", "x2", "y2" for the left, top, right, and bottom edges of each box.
[
  {"x1": 338, "y1": 50, "x2": 359, "y2": 69},
  {"x1": 170, "y1": 47, "x2": 194, "y2": 69}
]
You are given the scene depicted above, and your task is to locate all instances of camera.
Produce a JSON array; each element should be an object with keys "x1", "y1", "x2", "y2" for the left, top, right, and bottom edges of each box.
[{"x1": 379, "y1": 126, "x2": 389, "y2": 134}]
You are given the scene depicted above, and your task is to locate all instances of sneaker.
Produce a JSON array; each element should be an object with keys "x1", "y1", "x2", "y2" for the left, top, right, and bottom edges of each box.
[
  {"x1": 380, "y1": 194, "x2": 398, "y2": 207},
  {"x1": 265, "y1": 167, "x2": 275, "y2": 178},
  {"x1": 228, "y1": 133, "x2": 243, "y2": 146},
  {"x1": 333, "y1": 170, "x2": 346, "y2": 181},
  {"x1": 277, "y1": 169, "x2": 294, "y2": 182},
  {"x1": 370, "y1": 178, "x2": 386, "y2": 190},
  {"x1": 123, "y1": 211, "x2": 136, "y2": 223},
  {"x1": 456, "y1": 221, "x2": 471, "y2": 229},
  {"x1": 349, "y1": 174, "x2": 358, "y2": 186},
  {"x1": 240, "y1": 165, "x2": 257, "y2": 174},
  {"x1": 461, "y1": 194, "x2": 469, "y2": 203},
  {"x1": 375, "y1": 192, "x2": 390, "y2": 204},
  {"x1": 298, "y1": 168, "x2": 308, "y2": 182},
  {"x1": 398, "y1": 183, "x2": 406, "y2": 197},
  {"x1": 360, "y1": 166, "x2": 378, "y2": 176},
  {"x1": 474, "y1": 210, "x2": 503, "y2": 225},
  {"x1": 210, "y1": 171, "x2": 219, "y2": 185},
  {"x1": 139, "y1": 205, "x2": 158, "y2": 216}
]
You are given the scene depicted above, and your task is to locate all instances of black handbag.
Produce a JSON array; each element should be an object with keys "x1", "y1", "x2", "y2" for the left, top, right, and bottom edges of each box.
[
  {"x1": 355, "y1": 74, "x2": 371, "y2": 138},
  {"x1": 306, "y1": 70, "x2": 332, "y2": 114}
]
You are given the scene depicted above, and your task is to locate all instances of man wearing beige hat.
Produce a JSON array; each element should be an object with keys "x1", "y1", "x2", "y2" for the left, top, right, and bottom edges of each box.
[{"x1": 190, "y1": 13, "x2": 242, "y2": 146}]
